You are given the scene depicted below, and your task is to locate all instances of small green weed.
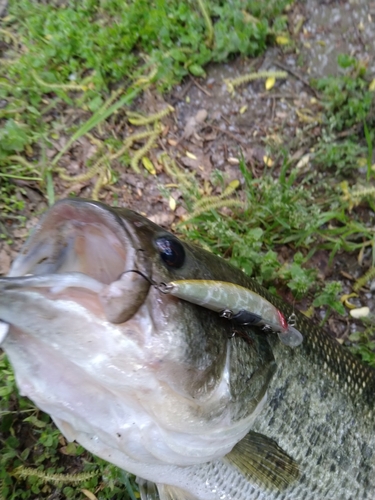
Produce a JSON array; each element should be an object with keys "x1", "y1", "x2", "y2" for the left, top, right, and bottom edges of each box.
[
  {"x1": 0, "y1": 0, "x2": 293, "y2": 207},
  {"x1": 348, "y1": 329, "x2": 375, "y2": 367},
  {"x1": 312, "y1": 54, "x2": 374, "y2": 176},
  {"x1": 313, "y1": 135, "x2": 367, "y2": 175},
  {"x1": 180, "y1": 155, "x2": 372, "y2": 263},
  {"x1": 312, "y1": 281, "x2": 346, "y2": 317},
  {"x1": 314, "y1": 54, "x2": 373, "y2": 132}
]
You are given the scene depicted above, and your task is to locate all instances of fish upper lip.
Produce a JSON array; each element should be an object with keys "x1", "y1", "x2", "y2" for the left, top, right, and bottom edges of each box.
[
  {"x1": 8, "y1": 198, "x2": 151, "y2": 282},
  {"x1": 0, "y1": 272, "x2": 105, "y2": 294},
  {"x1": 1, "y1": 199, "x2": 154, "y2": 327}
]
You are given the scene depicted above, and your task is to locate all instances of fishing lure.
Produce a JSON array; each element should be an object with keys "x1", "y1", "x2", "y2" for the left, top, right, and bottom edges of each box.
[{"x1": 158, "y1": 279, "x2": 303, "y2": 348}]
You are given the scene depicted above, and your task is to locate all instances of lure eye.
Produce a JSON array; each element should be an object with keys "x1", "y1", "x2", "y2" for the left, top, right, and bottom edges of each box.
[{"x1": 155, "y1": 237, "x2": 185, "y2": 269}]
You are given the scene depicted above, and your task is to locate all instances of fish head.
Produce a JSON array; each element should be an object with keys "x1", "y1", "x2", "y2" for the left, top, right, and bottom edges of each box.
[{"x1": 0, "y1": 198, "x2": 275, "y2": 471}]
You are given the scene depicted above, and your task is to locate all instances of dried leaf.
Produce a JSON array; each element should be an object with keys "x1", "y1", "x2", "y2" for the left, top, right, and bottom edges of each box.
[
  {"x1": 195, "y1": 109, "x2": 208, "y2": 123},
  {"x1": 357, "y1": 157, "x2": 367, "y2": 167},
  {"x1": 23, "y1": 415, "x2": 47, "y2": 428},
  {"x1": 182, "y1": 116, "x2": 198, "y2": 139},
  {"x1": 350, "y1": 307, "x2": 370, "y2": 319},
  {"x1": 228, "y1": 179, "x2": 240, "y2": 190},
  {"x1": 222, "y1": 179, "x2": 240, "y2": 197},
  {"x1": 263, "y1": 155, "x2": 274, "y2": 167},
  {"x1": 369, "y1": 79, "x2": 375, "y2": 92},
  {"x1": 295, "y1": 154, "x2": 310, "y2": 170},
  {"x1": 301, "y1": 305, "x2": 314, "y2": 318},
  {"x1": 169, "y1": 196, "x2": 176, "y2": 211},
  {"x1": 0, "y1": 247, "x2": 11, "y2": 274},
  {"x1": 265, "y1": 77, "x2": 276, "y2": 90},
  {"x1": 242, "y1": 11, "x2": 259, "y2": 24},
  {"x1": 340, "y1": 293, "x2": 359, "y2": 310},
  {"x1": 276, "y1": 35, "x2": 290, "y2": 45},
  {"x1": 142, "y1": 157, "x2": 156, "y2": 175},
  {"x1": 59, "y1": 442, "x2": 78, "y2": 456},
  {"x1": 81, "y1": 489, "x2": 98, "y2": 500}
]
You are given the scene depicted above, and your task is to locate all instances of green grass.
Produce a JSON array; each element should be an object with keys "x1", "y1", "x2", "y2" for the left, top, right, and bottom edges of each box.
[
  {"x1": 0, "y1": 0, "x2": 292, "y2": 213},
  {"x1": 312, "y1": 54, "x2": 374, "y2": 176},
  {"x1": 314, "y1": 54, "x2": 373, "y2": 132},
  {"x1": 178, "y1": 156, "x2": 370, "y2": 299}
]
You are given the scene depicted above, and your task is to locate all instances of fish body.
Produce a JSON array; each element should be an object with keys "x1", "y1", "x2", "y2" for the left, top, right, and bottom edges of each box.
[{"x1": 0, "y1": 198, "x2": 374, "y2": 500}]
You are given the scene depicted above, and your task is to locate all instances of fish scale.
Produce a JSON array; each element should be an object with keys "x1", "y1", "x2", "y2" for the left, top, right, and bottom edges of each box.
[{"x1": 234, "y1": 275, "x2": 375, "y2": 407}]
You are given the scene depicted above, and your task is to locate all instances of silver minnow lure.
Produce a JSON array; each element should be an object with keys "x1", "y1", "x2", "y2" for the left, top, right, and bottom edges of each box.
[{"x1": 160, "y1": 279, "x2": 303, "y2": 348}]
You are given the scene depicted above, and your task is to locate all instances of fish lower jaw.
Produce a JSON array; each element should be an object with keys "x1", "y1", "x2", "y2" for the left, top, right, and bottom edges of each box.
[
  {"x1": 3, "y1": 325, "x2": 260, "y2": 471},
  {"x1": 59, "y1": 428, "x2": 218, "y2": 500},
  {"x1": 8, "y1": 201, "x2": 135, "y2": 285}
]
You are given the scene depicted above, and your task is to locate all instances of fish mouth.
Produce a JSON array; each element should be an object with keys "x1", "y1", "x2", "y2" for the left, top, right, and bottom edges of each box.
[{"x1": 2, "y1": 198, "x2": 152, "y2": 327}]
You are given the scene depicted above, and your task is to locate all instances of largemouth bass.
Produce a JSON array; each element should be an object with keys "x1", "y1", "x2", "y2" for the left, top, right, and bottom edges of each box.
[{"x1": 0, "y1": 198, "x2": 374, "y2": 500}]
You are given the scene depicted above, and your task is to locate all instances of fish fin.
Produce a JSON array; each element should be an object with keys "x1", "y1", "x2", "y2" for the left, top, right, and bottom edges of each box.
[
  {"x1": 157, "y1": 484, "x2": 199, "y2": 500},
  {"x1": 137, "y1": 479, "x2": 198, "y2": 500},
  {"x1": 137, "y1": 478, "x2": 160, "y2": 500},
  {"x1": 225, "y1": 430, "x2": 300, "y2": 491}
]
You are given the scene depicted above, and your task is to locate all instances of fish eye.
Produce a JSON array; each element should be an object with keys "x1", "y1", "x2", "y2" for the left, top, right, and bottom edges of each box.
[{"x1": 155, "y1": 237, "x2": 185, "y2": 268}]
